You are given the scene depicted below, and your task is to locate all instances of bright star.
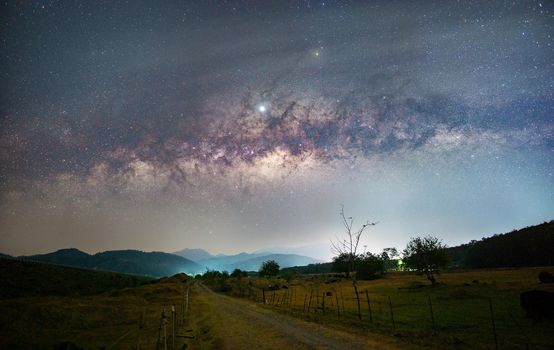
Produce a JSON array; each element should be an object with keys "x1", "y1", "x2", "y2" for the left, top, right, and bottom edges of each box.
[{"x1": 258, "y1": 105, "x2": 267, "y2": 113}]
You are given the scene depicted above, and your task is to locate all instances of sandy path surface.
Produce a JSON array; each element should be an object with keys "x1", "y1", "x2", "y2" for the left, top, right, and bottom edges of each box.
[{"x1": 190, "y1": 283, "x2": 415, "y2": 350}]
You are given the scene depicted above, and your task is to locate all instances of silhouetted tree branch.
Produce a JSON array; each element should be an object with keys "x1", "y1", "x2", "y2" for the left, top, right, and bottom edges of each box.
[{"x1": 331, "y1": 205, "x2": 377, "y2": 320}]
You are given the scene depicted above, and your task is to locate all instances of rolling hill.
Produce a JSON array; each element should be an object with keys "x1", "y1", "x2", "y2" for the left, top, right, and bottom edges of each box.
[
  {"x1": 19, "y1": 248, "x2": 203, "y2": 277},
  {"x1": 0, "y1": 257, "x2": 152, "y2": 299},
  {"x1": 448, "y1": 220, "x2": 554, "y2": 268}
]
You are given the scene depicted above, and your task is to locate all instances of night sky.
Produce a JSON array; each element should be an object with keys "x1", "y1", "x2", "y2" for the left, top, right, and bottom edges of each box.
[{"x1": 1, "y1": 1, "x2": 553, "y2": 260}]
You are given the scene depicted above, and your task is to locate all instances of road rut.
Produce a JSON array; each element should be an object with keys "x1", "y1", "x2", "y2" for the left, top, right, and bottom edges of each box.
[{"x1": 191, "y1": 283, "x2": 414, "y2": 350}]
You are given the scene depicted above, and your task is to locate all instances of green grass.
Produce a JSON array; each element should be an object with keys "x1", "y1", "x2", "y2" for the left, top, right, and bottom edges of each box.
[
  {"x1": 0, "y1": 258, "x2": 192, "y2": 349},
  {"x1": 0, "y1": 258, "x2": 152, "y2": 299},
  {"x1": 2, "y1": 259, "x2": 553, "y2": 349},
  {"x1": 219, "y1": 267, "x2": 554, "y2": 349}
]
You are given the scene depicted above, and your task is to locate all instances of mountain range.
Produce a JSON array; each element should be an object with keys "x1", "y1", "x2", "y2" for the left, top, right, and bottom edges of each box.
[
  {"x1": 15, "y1": 248, "x2": 203, "y2": 277},
  {"x1": 172, "y1": 248, "x2": 323, "y2": 272},
  {"x1": 1, "y1": 248, "x2": 322, "y2": 278},
  {"x1": 173, "y1": 248, "x2": 214, "y2": 262},
  {"x1": 4, "y1": 220, "x2": 551, "y2": 278}
]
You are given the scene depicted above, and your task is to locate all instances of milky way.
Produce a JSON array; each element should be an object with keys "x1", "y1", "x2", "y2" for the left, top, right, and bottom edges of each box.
[{"x1": 1, "y1": 1, "x2": 553, "y2": 258}]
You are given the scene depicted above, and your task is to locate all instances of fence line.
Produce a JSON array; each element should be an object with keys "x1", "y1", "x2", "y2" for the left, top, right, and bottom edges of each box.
[{"x1": 224, "y1": 279, "x2": 541, "y2": 350}]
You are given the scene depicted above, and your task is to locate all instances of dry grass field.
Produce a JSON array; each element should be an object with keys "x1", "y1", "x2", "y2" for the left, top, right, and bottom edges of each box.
[
  {"x1": 220, "y1": 267, "x2": 554, "y2": 349},
  {"x1": 0, "y1": 281, "x2": 192, "y2": 349},
  {"x1": 0, "y1": 260, "x2": 192, "y2": 349},
  {"x1": 2, "y1": 259, "x2": 553, "y2": 349}
]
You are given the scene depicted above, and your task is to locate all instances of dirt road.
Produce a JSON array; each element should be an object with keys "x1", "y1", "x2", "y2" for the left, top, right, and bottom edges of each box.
[{"x1": 189, "y1": 283, "x2": 415, "y2": 350}]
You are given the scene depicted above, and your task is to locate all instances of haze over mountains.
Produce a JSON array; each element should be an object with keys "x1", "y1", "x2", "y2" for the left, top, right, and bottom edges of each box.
[
  {"x1": 4, "y1": 247, "x2": 322, "y2": 277},
  {"x1": 2, "y1": 220, "x2": 551, "y2": 278},
  {"x1": 172, "y1": 248, "x2": 323, "y2": 272}
]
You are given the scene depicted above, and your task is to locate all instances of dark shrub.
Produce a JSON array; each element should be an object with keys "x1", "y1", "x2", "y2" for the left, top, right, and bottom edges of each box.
[
  {"x1": 538, "y1": 271, "x2": 554, "y2": 284},
  {"x1": 520, "y1": 290, "x2": 554, "y2": 321}
]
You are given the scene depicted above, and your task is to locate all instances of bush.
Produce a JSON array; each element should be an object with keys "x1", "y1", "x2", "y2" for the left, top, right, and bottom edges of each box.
[
  {"x1": 539, "y1": 271, "x2": 554, "y2": 284},
  {"x1": 280, "y1": 269, "x2": 294, "y2": 283},
  {"x1": 231, "y1": 268, "x2": 248, "y2": 279},
  {"x1": 259, "y1": 260, "x2": 280, "y2": 277},
  {"x1": 356, "y1": 252, "x2": 385, "y2": 280}
]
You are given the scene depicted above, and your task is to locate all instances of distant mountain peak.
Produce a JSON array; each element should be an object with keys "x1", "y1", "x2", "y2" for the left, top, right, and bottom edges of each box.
[
  {"x1": 173, "y1": 248, "x2": 214, "y2": 262},
  {"x1": 199, "y1": 252, "x2": 323, "y2": 272},
  {"x1": 56, "y1": 247, "x2": 87, "y2": 253}
]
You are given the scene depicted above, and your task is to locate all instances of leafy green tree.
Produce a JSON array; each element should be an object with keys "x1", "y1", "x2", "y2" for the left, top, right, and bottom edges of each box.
[
  {"x1": 332, "y1": 253, "x2": 357, "y2": 277},
  {"x1": 403, "y1": 235, "x2": 449, "y2": 285},
  {"x1": 201, "y1": 269, "x2": 232, "y2": 292},
  {"x1": 259, "y1": 260, "x2": 280, "y2": 277},
  {"x1": 231, "y1": 268, "x2": 247, "y2": 279},
  {"x1": 202, "y1": 269, "x2": 222, "y2": 279},
  {"x1": 356, "y1": 252, "x2": 385, "y2": 280},
  {"x1": 381, "y1": 247, "x2": 400, "y2": 271}
]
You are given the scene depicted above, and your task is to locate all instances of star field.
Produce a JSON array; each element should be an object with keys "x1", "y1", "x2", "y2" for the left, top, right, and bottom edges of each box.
[{"x1": 0, "y1": 1, "x2": 553, "y2": 258}]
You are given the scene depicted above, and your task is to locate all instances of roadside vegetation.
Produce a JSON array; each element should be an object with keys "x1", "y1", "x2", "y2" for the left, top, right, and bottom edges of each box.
[
  {"x1": 2, "y1": 218, "x2": 553, "y2": 349},
  {"x1": 196, "y1": 210, "x2": 554, "y2": 349},
  {"x1": 203, "y1": 266, "x2": 554, "y2": 349},
  {"x1": 0, "y1": 258, "x2": 191, "y2": 349}
]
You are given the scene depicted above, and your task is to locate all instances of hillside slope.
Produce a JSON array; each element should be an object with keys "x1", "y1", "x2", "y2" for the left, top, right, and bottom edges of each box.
[
  {"x1": 0, "y1": 258, "x2": 151, "y2": 299},
  {"x1": 20, "y1": 248, "x2": 203, "y2": 277},
  {"x1": 448, "y1": 220, "x2": 554, "y2": 268}
]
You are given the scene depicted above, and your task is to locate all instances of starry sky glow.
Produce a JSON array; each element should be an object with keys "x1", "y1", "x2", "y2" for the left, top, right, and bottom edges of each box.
[{"x1": 1, "y1": 1, "x2": 553, "y2": 260}]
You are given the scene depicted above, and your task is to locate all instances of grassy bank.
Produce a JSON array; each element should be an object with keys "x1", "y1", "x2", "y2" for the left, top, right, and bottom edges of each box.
[
  {"x1": 0, "y1": 258, "x2": 152, "y2": 299},
  {"x1": 213, "y1": 267, "x2": 554, "y2": 349},
  {"x1": 0, "y1": 259, "x2": 192, "y2": 349}
]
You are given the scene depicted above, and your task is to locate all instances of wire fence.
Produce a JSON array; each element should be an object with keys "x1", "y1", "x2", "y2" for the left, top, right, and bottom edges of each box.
[
  {"x1": 227, "y1": 281, "x2": 553, "y2": 350},
  {"x1": 106, "y1": 281, "x2": 192, "y2": 350}
]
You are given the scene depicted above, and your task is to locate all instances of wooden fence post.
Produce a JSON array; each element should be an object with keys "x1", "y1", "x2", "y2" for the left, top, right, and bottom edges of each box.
[
  {"x1": 156, "y1": 311, "x2": 163, "y2": 350},
  {"x1": 335, "y1": 291, "x2": 341, "y2": 319},
  {"x1": 489, "y1": 298, "x2": 499, "y2": 350},
  {"x1": 354, "y1": 283, "x2": 362, "y2": 321},
  {"x1": 290, "y1": 287, "x2": 295, "y2": 308},
  {"x1": 308, "y1": 290, "x2": 313, "y2": 312},
  {"x1": 365, "y1": 289, "x2": 373, "y2": 323},
  {"x1": 137, "y1": 307, "x2": 146, "y2": 349},
  {"x1": 340, "y1": 289, "x2": 345, "y2": 312},
  {"x1": 163, "y1": 308, "x2": 168, "y2": 350},
  {"x1": 303, "y1": 294, "x2": 307, "y2": 312},
  {"x1": 322, "y1": 292, "x2": 326, "y2": 315},
  {"x1": 388, "y1": 296, "x2": 395, "y2": 329},
  {"x1": 262, "y1": 288, "x2": 266, "y2": 304},
  {"x1": 171, "y1": 304, "x2": 176, "y2": 350},
  {"x1": 182, "y1": 293, "x2": 185, "y2": 326},
  {"x1": 428, "y1": 295, "x2": 436, "y2": 334}
]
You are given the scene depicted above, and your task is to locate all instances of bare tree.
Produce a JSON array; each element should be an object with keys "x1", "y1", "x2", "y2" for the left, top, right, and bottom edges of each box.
[
  {"x1": 331, "y1": 205, "x2": 377, "y2": 320},
  {"x1": 331, "y1": 205, "x2": 377, "y2": 275}
]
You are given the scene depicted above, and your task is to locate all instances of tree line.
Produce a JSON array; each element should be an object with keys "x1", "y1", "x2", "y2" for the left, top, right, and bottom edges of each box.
[
  {"x1": 448, "y1": 220, "x2": 554, "y2": 268},
  {"x1": 199, "y1": 212, "x2": 552, "y2": 290}
]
